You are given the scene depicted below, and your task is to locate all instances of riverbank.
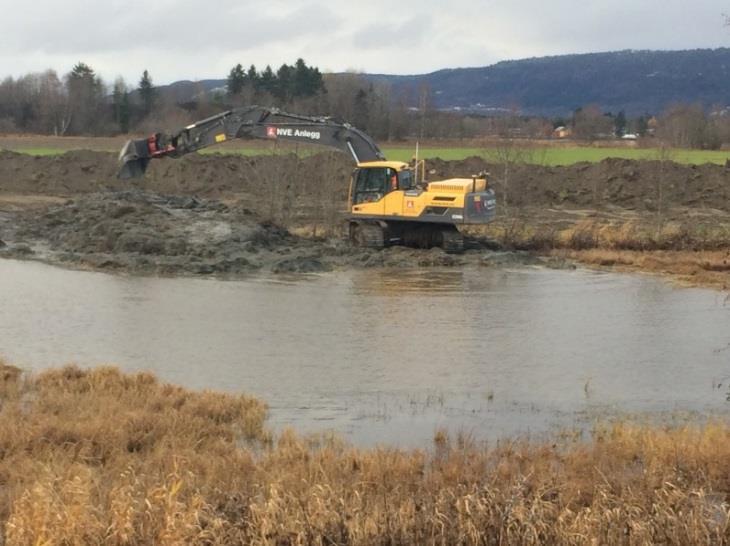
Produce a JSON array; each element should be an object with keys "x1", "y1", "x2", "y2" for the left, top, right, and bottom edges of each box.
[
  {"x1": 1, "y1": 362, "x2": 729, "y2": 545},
  {"x1": 0, "y1": 150, "x2": 729, "y2": 287},
  {"x1": 478, "y1": 211, "x2": 730, "y2": 289},
  {"x1": 0, "y1": 190, "x2": 550, "y2": 274}
]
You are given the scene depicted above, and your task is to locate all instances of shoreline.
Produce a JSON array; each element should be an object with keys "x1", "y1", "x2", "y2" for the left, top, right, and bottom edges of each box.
[{"x1": 1, "y1": 362, "x2": 729, "y2": 544}]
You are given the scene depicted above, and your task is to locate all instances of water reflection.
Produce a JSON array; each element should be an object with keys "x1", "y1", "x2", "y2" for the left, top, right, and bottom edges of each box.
[{"x1": 0, "y1": 259, "x2": 729, "y2": 447}]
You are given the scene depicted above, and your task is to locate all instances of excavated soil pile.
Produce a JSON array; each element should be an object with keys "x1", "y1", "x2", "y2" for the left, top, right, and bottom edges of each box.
[
  {"x1": 0, "y1": 150, "x2": 352, "y2": 201},
  {"x1": 427, "y1": 157, "x2": 730, "y2": 211},
  {"x1": 7, "y1": 191, "x2": 315, "y2": 274},
  {"x1": 1, "y1": 150, "x2": 729, "y2": 212},
  {"x1": 2, "y1": 190, "x2": 511, "y2": 274}
]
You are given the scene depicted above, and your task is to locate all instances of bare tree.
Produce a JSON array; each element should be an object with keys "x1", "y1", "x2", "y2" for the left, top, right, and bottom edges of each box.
[
  {"x1": 572, "y1": 105, "x2": 614, "y2": 140},
  {"x1": 38, "y1": 70, "x2": 70, "y2": 135},
  {"x1": 653, "y1": 144, "x2": 674, "y2": 226},
  {"x1": 658, "y1": 103, "x2": 720, "y2": 149},
  {"x1": 487, "y1": 140, "x2": 533, "y2": 216}
]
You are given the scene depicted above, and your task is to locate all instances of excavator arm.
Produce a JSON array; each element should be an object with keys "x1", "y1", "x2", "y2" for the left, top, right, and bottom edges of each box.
[{"x1": 118, "y1": 106, "x2": 386, "y2": 179}]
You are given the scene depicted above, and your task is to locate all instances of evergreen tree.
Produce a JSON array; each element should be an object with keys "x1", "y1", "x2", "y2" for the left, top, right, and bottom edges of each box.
[
  {"x1": 293, "y1": 59, "x2": 311, "y2": 97},
  {"x1": 112, "y1": 77, "x2": 130, "y2": 133},
  {"x1": 275, "y1": 63, "x2": 293, "y2": 101},
  {"x1": 247, "y1": 65, "x2": 259, "y2": 90},
  {"x1": 352, "y1": 88, "x2": 370, "y2": 130},
  {"x1": 227, "y1": 63, "x2": 246, "y2": 96},
  {"x1": 66, "y1": 62, "x2": 104, "y2": 134},
  {"x1": 259, "y1": 65, "x2": 275, "y2": 95},
  {"x1": 138, "y1": 69, "x2": 157, "y2": 116},
  {"x1": 308, "y1": 66, "x2": 325, "y2": 96},
  {"x1": 614, "y1": 110, "x2": 627, "y2": 136},
  {"x1": 293, "y1": 59, "x2": 325, "y2": 98}
]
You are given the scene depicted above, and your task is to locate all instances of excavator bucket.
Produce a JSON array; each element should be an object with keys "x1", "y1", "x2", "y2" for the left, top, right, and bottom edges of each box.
[{"x1": 117, "y1": 139, "x2": 151, "y2": 179}]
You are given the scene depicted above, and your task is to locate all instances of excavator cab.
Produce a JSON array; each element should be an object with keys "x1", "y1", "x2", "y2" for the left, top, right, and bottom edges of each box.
[
  {"x1": 352, "y1": 167, "x2": 388, "y2": 204},
  {"x1": 349, "y1": 162, "x2": 414, "y2": 216}
]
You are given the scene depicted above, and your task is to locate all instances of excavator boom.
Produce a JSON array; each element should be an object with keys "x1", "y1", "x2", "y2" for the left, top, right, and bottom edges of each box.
[{"x1": 118, "y1": 106, "x2": 385, "y2": 179}]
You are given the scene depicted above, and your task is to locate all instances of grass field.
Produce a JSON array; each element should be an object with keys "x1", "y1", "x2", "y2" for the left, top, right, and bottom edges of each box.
[
  {"x1": 381, "y1": 146, "x2": 730, "y2": 165},
  {"x1": 3, "y1": 137, "x2": 730, "y2": 165}
]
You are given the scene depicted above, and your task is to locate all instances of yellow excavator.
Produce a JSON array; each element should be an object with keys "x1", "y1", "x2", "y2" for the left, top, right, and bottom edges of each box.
[{"x1": 118, "y1": 106, "x2": 496, "y2": 252}]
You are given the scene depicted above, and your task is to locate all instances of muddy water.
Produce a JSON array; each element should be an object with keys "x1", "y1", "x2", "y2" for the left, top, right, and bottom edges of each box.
[{"x1": 1, "y1": 259, "x2": 729, "y2": 446}]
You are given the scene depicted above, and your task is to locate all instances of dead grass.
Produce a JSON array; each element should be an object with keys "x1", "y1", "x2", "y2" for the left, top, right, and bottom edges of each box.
[
  {"x1": 2, "y1": 362, "x2": 730, "y2": 544},
  {"x1": 473, "y1": 214, "x2": 730, "y2": 288},
  {"x1": 480, "y1": 216, "x2": 730, "y2": 253},
  {"x1": 558, "y1": 249, "x2": 730, "y2": 289}
]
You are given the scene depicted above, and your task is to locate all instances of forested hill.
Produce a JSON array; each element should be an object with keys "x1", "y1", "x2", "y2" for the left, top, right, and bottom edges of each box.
[
  {"x1": 160, "y1": 49, "x2": 730, "y2": 117},
  {"x1": 365, "y1": 48, "x2": 730, "y2": 116}
]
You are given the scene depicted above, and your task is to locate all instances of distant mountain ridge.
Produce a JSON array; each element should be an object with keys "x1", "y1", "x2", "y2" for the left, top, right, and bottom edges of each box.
[
  {"x1": 160, "y1": 48, "x2": 730, "y2": 117},
  {"x1": 367, "y1": 48, "x2": 730, "y2": 116}
]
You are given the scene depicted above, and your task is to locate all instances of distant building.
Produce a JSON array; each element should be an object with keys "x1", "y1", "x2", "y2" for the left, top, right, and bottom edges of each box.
[
  {"x1": 647, "y1": 116, "x2": 659, "y2": 135},
  {"x1": 552, "y1": 126, "x2": 572, "y2": 139}
]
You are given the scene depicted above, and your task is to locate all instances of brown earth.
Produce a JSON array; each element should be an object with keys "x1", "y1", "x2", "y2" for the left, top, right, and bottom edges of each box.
[
  {"x1": 0, "y1": 149, "x2": 729, "y2": 285},
  {"x1": 1, "y1": 150, "x2": 730, "y2": 211}
]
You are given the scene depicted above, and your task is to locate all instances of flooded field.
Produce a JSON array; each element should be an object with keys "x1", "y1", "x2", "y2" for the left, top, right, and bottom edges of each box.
[{"x1": 1, "y1": 259, "x2": 729, "y2": 446}]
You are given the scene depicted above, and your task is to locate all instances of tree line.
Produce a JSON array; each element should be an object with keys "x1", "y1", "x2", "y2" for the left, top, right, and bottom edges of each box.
[
  {"x1": 1, "y1": 59, "x2": 730, "y2": 149},
  {"x1": 0, "y1": 58, "x2": 453, "y2": 141}
]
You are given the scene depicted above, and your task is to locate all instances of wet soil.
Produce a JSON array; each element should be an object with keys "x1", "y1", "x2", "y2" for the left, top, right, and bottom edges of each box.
[
  {"x1": 0, "y1": 190, "x2": 549, "y2": 275},
  {"x1": 0, "y1": 150, "x2": 728, "y2": 279}
]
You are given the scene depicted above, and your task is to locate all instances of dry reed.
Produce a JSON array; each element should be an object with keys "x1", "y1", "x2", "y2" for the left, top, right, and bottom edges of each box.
[{"x1": 1, "y1": 362, "x2": 730, "y2": 544}]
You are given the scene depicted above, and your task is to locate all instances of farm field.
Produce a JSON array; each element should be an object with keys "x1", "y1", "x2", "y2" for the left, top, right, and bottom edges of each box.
[{"x1": 2, "y1": 135, "x2": 730, "y2": 165}]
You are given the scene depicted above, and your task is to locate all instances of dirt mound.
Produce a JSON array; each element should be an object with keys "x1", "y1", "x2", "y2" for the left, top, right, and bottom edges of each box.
[
  {"x1": 4, "y1": 190, "x2": 538, "y2": 275},
  {"x1": 0, "y1": 149, "x2": 352, "y2": 200},
  {"x1": 426, "y1": 156, "x2": 730, "y2": 211},
  {"x1": 2, "y1": 150, "x2": 729, "y2": 214},
  {"x1": 7, "y1": 191, "x2": 329, "y2": 275}
]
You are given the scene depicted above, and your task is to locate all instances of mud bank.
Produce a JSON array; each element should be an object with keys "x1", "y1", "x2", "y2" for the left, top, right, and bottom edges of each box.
[
  {"x1": 0, "y1": 190, "x2": 549, "y2": 275},
  {"x1": 2, "y1": 150, "x2": 730, "y2": 211},
  {"x1": 1, "y1": 150, "x2": 729, "y2": 281}
]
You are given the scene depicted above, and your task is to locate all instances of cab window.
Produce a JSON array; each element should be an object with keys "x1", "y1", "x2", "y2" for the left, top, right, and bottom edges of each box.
[
  {"x1": 354, "y1": 168, "x2": 395, "y2": 204},
  {"x1": 398, "y1": 169, "x2": 413, "y2": 190}
]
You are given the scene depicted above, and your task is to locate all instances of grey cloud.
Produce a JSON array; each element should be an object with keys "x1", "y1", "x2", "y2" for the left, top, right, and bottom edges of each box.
[
  {"x1": 1, "y1": 0, "x2": 729, "y2": 83},
  {"x1": 1, "y1": 1, "x2": 341, "y2": 54},
  {"x1": 352, "y1": 14, "x2": 432, "y2": 50}
]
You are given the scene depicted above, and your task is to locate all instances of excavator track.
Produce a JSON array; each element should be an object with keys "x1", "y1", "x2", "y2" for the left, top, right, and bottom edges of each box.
[
  {"x1": 350, "y1": 223, "x2": 385, "y2": 249},
  {"x1": 440, "y1": 227, "x2": 465, "y2": 254}
]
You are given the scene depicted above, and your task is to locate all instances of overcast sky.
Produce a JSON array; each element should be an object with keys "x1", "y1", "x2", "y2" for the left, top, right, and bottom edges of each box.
[{"x1": 1, "y1": 0, "x2": 729, "y2": 85}]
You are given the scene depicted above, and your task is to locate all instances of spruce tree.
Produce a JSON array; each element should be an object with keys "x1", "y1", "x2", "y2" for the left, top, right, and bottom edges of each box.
[
  {"x1": 227, "y1": 63, "x2": 246, "y2": 96},
  {"x1": 112, "y1": 78, "x2": 130, "y2": 133},
  {"x1": 138, "y1": 69, "x2": 157, "y2": 116}
]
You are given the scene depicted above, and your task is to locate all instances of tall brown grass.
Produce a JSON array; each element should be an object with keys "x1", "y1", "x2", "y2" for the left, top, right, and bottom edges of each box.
[
  {"x1": 2, "y1": 361, "x2": 730, "y2": 544},
  {"x1": 480, "y1": 216, "x2": 730, "y2": 253}
]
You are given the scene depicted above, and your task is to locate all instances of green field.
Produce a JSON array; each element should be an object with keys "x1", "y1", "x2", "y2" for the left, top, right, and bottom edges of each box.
[
  {"x1": 5, "y1": 144, "x2": 730, "y2": 166},
  {"x1": 3, "y1": 147, "x2": 68, "y2": 156},
  {"x1": 381, "y1": 146, "x2": 730, "y2": 165}
]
